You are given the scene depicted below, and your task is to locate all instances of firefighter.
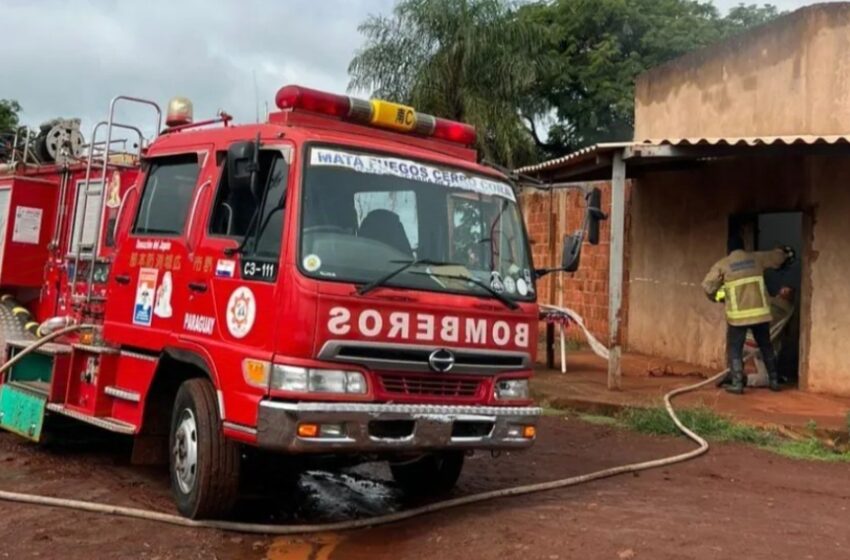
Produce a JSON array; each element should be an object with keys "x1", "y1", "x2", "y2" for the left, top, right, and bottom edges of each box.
[{"x1": 702, "y1": 236, "x2": 794, "y2": 394}]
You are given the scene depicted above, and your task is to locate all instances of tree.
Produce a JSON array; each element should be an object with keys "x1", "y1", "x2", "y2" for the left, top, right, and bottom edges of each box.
[
  {"x1": 0, "y1": 100, "x2": 23, "y2": 161},
  {"x1": 0, "y1": 99, "x2": 22, "y2": 136},
  {"x1": 348, "y1": 0, "x2": 545, "y2": 168},
  {"x1": 522, "y1": 1, "x2": 782, "y2": 155},
  {"x1": 724, "y1": 3, "x2": 780, "y2": 32}
]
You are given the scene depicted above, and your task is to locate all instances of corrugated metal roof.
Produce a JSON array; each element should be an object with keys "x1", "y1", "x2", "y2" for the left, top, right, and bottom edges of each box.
[
  {"x1": 516, "y1": 142, "x2": 631, "y2": 174},
  {"x1": 647, "y1": 135, "x2": 850, "y2": 146},
  {"x1": 516, "y1": 135, "x2": 850, "y2": 175}
]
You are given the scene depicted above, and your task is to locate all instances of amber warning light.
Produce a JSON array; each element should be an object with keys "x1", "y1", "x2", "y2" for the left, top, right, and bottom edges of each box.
[
  {"x1": 275, "y1": 85, "x2": 477, "y2": 146},
  {"x1": 166, "y1": 96, "x2": 194, "y2": 127}
]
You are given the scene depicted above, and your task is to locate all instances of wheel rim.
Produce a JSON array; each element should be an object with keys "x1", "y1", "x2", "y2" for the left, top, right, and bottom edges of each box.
[{"x1": 173, "y1": 409, "x2": 198, "y2": 495}]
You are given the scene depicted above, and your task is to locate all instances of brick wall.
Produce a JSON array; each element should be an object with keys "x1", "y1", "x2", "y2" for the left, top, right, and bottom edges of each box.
[{"x1": 519, "y1": 182, "x2": 631, "y2": 347}]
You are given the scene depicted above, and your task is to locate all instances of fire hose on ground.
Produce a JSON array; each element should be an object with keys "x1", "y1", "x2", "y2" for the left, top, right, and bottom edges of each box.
[{"x1": 0, "y1": 315, "x2": 741, "y2": 535}]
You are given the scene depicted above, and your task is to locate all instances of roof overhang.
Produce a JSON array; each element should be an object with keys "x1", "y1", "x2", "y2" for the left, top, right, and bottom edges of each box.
[{"x1": 517, "y1": 136, "x2": 850, "y2": 183}]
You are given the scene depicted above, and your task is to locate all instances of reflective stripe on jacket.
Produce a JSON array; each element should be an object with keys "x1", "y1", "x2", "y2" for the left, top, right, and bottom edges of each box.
[
  {"x1": 725, "y1": 275, "x2": 770, "y2": 322},
  {"x1": 702, "y1": 248, "x2": 786, "y2": 327}
]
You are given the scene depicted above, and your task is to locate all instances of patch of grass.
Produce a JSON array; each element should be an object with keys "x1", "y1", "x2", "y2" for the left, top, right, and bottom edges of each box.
[
  {"x1": 605, "y1": 406, "x2": 850, "y2": 463},
  {"x1": 769, "y1": 438, "x2": 850, "y2": 463},
  {"x1": 617, "y1": 406, "x2": 770, "y2": 444},
  {"x1": 577, "y1": 413, "x2": 620, "y2": 427},
  {"x1": 541, "y1": 406, "x2": 569, "y2": 417}
]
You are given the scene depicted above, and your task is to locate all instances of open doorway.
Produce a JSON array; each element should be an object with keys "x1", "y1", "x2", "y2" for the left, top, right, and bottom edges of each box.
[{"x1": 730, "y1": 212, "x2": 803, "y2": 385}]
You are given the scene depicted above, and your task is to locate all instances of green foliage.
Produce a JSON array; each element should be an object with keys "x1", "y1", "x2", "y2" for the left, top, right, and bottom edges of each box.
[
  {"x1": 348, "y1": 0, "x2": 545, "y2": 167},
  {"x1": 614, "y1": 406, "x2": 850, "y2": 462},
  {"x1": 724, "y1": 3, "x2": 781, "y2": 32},
  {"x1": 520, "y1": 0, "x2": 782, "y2": 155},
  {"x1": 617, "y1": 406, "x2": 767, "y2": 443},
  {"x1": 770, "y1": 438, "x2": 850, "y2": 463},
  {"x1": 349, "y1": 1, "x2": 782, "y2": 165},
  {"x1": 577, "y1": 412, "x2": 620, "y2": 426},
  {"x1": 0, "y1": 99, "x2": 22, "y2": 136},
  {"x1": 0, "y1": 100, "x2": 23, "y2": 160}
]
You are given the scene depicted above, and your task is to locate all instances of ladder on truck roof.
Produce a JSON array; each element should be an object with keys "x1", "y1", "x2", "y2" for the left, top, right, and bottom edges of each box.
[{"x1": 70, "y1": 96, "x2": 162, "y2": 306}]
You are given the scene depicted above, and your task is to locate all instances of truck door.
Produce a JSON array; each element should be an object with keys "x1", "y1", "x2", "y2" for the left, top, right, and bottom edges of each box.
[
  {"x1": 180, "y1": 145, "x2": 291, "y2": 426},
  {"x1": 104, "y1": 149, "x2": 211, "y2": 350}
]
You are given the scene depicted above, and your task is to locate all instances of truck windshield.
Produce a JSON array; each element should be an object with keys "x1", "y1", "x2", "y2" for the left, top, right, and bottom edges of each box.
[{"x1": 299, "y1": 146, "x2": 536, "y2": 300}]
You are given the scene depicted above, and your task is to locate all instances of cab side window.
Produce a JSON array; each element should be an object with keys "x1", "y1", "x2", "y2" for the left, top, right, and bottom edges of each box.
[
  {"x1": 133, "y1": 154, "x2": 200, "y2": 236},
  {"x1": 209, "y1": 150, "x2": 289, "y2": 257}
]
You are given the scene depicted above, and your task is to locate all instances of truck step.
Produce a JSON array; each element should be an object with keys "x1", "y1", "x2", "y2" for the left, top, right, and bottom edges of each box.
[
  {"x1": 45, "y1": 403, "x2": 136, "y2": 434},
  {"x1": 104, "y1": 386, "x2": 141, "y2": 403},
  {"x1": 71, "y1": 342, "x2": 119, "y2": 355},
  {"x1": 6, "y1": 339, "x2": 72, "y2": 355},
  {"x1": 7, "y1": 380, "x2": 50, "y2": 397}
]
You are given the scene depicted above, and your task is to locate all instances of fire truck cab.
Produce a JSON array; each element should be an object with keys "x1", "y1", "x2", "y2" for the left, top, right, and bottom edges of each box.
[{"x1": 0, "y1": 86, "x2": 599, "y2": 519}]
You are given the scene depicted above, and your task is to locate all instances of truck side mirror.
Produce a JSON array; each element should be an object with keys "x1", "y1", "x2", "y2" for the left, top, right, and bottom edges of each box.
[
  {"x1": 227, "y1": 141, "x2": 256, "y2": 195},
  {"x1": 562, "y1": 232, "x2": 582, "y2": 272},
  {"x1": 587, "y1": 187, "x2": 605, "y2": 245}
]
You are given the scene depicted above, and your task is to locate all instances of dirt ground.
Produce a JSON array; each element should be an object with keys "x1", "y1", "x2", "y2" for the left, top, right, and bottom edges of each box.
[{"x1": 0, "y1": 415, "x2": 849, "y2": 560}]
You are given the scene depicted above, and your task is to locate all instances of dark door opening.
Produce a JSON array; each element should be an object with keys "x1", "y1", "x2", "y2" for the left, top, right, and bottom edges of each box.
[{"x1": 730, "y1": 212, "x2": 803, "y2": 385}]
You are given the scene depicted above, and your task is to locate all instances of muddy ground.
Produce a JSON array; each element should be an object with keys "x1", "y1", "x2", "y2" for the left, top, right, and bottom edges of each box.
[{"x1": 0, "y1": 415, "x2": 848, "y2": 560}]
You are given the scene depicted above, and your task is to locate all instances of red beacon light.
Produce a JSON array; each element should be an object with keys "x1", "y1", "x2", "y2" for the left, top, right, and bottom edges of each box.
[{"x1": 275, "y1": 85, "x2": 477, "y2": 146}]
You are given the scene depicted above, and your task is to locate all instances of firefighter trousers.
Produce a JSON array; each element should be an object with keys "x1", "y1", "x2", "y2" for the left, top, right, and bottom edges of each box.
[{"x1": 727, "y1": 322, "x2": 776, "y2": 375}]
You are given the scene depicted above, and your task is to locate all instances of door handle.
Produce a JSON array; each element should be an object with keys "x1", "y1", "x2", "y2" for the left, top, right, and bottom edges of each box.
[
  {"x1": 188, "y1": 281, "x2": 208, "y2": 293},
  {"x1": 114, "y1": 274, "x2": 131, "y2": 285}
]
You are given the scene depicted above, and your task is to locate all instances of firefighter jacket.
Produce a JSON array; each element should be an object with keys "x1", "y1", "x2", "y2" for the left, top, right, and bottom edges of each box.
[{"x1": 701, "y1": 248, "x2": 787, "y2": 327}]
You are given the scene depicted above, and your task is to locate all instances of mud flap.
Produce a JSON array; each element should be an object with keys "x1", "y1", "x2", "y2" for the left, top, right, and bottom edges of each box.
[{"x1": 0, "y1": 384, "x2": 46, "y2": 441}]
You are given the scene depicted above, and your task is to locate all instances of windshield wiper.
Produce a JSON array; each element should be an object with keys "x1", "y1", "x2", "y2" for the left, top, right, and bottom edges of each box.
[
  {"x1": 409, "y1": 270, "x2": 519, "y2": 311},
  {"x1": 356, "y1": 258, "x2": 459, "y2": 296}
]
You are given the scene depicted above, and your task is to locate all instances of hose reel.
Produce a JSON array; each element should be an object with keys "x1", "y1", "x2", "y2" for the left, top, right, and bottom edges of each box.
[{"x1": 34, "y1": 118, "x2": 84, "y2": 164}]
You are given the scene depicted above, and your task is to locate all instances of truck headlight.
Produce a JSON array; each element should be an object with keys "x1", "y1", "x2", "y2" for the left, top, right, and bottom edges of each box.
[
  {"x1": 271, "y1": 365, "x2": 367, "y2": 394},
  {"x1": 494, "y1": 379, "x2": 529, "y2": 400}
]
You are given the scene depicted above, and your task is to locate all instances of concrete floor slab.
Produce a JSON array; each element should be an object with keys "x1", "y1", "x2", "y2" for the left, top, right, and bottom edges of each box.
[{"x1": 532, "y1": 351, "x2": 850, "y2": 434}]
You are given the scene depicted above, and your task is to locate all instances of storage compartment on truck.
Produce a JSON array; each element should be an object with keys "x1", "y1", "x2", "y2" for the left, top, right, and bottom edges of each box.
[{"x1": 0, "y1": 177, "x2": 57, "y2": 288}]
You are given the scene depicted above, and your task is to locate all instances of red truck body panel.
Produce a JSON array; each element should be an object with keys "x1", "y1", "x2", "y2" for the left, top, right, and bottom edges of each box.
[{"x1": 1, "y1": 100, "x2": 540, "y2": 454}]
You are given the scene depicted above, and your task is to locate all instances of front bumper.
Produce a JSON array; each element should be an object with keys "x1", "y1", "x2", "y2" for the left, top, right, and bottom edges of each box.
[{"x1": 256, "y1": 401, "x2": 541, "y2": 453}]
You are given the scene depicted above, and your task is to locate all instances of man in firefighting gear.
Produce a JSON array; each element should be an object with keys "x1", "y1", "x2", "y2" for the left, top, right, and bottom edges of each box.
[
  {"x1": 715, "y1": 285, "x2": 796, "y2": 389},
  {"x1": 702, "y1": 236, "x2": 795, "y2": 394}
]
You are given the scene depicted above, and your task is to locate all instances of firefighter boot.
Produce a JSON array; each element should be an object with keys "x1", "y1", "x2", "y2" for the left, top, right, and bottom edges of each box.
[
  {"x1": 767, "y1": 370, "x2": 781, "y2": 392},
  {"x1": 726, "y1": 360, "x2": 745, "y2": 395}
]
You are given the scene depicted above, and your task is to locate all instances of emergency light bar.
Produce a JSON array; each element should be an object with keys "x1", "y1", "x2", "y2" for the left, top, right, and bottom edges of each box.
[{"x1": 275, "y1": 85, "x2": 477, "y2": 146}]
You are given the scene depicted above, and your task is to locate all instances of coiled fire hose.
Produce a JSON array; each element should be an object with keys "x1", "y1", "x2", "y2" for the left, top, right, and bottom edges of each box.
[{"x1": 0, "y1": 318, "x2": 730, "y2": 535}]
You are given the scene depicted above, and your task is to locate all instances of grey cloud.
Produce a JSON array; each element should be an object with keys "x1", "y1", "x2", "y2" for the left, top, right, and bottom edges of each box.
[
  {"x1": 2, "y1": 0, "x2": 394, "y2": 140},
  {"x1": 4, "y1": 0, "x2": 816, "y2": 141}
]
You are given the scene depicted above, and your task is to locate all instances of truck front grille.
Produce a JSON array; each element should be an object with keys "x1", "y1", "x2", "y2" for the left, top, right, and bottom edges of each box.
[
  {"x1": 378, "y1": 373, "x2": 483, "y2": 398},
  {"x1": 318, "y1": 340, "x2": 531, "y2": 375}
]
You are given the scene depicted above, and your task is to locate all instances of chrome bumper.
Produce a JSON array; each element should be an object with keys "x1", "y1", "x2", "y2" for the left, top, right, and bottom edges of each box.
[{"x1": 256, "y1": 401, "x2": 541, "y2": 453}]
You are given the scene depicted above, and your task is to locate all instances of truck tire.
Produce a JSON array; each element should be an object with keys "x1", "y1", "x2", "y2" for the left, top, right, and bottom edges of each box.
[
  {"x1": 169, "y1": 378, "x2": 240, "y2": 519},
  {"x1": 390, "y1": 451, "x2": 464, "y2": 496}
]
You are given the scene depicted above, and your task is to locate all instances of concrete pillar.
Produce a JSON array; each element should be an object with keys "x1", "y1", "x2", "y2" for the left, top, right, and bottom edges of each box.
[{"x1": 608, "y1": 151, "x2": 626, "y2": 390}]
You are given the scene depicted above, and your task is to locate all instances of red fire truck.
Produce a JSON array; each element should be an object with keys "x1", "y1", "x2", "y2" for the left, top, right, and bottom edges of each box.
[{"x1": 0, "y1": 86, "x2": 600, "y2": 519}]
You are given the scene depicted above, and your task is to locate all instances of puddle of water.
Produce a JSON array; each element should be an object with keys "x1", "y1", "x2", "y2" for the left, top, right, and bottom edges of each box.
[{"x1": 289, "y1": 469, "x2": 402, "y2": 522}]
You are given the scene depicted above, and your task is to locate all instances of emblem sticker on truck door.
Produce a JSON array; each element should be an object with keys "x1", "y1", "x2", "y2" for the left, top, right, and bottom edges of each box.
[
  {"x1": 133, "y1": 268, "x2": 158, "y2": 326},
  {"x1": 226, "y1": 286, "x2": 256, "y2": 339}
]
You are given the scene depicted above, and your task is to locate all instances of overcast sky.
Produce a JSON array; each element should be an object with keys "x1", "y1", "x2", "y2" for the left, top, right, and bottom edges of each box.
[{"x1": 1, "y1": 0, "x2": 826, "y2": 140}]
